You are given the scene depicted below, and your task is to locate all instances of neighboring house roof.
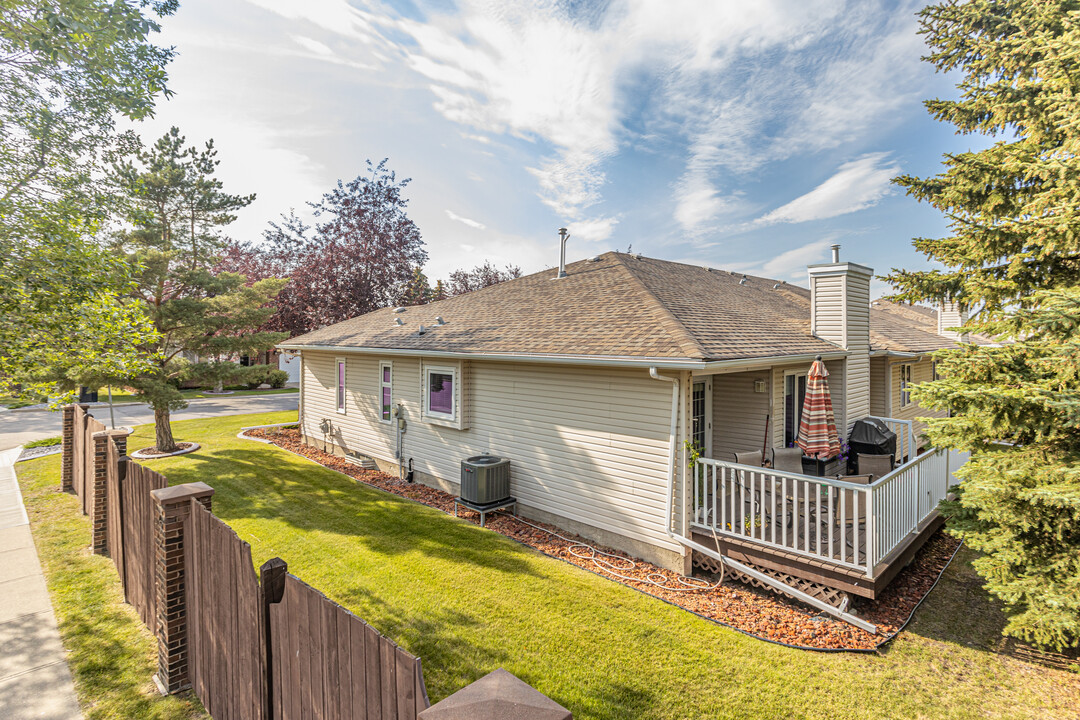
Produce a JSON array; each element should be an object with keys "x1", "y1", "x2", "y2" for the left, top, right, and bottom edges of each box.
[
  {"x1": 283, "y1": 252, "x2": 971, "y2": 362},
  {"x1": 869, "y1": 299, "x2": 991, "y2": 353}
]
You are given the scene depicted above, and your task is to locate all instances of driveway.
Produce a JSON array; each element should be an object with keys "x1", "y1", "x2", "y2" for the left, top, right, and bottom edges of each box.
[{"x1": 0, "y1": 394, "x2": 299, "y2": 452}]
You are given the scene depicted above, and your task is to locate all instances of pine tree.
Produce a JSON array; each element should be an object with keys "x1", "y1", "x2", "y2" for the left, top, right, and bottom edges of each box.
[
  {"x1": 402, "y1": 266, "x2": 433, "y2": 305},
  {"x1": 888, "y1": 0, "x2": 1080, "y2": 649},
  {"x1": 114, "y1": 128, "x2": 285, "y2": 451}
]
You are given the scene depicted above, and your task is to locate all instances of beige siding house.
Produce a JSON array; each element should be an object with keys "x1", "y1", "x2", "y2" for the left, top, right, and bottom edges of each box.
[{"x1": 280, "y1": 248, "x2": 975, "y2": 586}]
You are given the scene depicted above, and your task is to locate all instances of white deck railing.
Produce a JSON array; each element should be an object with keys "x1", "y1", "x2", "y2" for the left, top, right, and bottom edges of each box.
[{"x1": 691, "y1": 447, "x2": 967, "y2": 578}]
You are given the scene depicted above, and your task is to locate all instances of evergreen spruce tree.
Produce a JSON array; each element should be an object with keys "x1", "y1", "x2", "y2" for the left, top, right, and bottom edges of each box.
[
  {"x1": 114, "y1": 128, "x2": 286, "y2": 451},
  {"x1": 888, "y1": 0, "x2": 1080, "y2": 649}
]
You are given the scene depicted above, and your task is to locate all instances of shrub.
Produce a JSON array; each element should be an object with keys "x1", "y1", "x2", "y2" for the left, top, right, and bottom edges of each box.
[
  {"x1": 240, "y1": 364, "x2": 274, "y2": 389},
  {"x1": 25, "y1": 437, "x2": 61, "y2": 448},
  {"x1": 266, "y1": 369, "x2": 289, "y2": 389}
]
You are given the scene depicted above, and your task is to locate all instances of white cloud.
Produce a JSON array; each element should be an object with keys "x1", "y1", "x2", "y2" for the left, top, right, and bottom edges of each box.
[
  {"x1": 673, "y1": 172, "x2": 746, "y2": 233},
  {"x1": 566, "y1": 216, "x2": 619, "y2": 244},
  {"x1": 761, "y1": 239, "x2": 834, "y2": 279},
  {"x1": 756, "y1": 153, "x2": 900, "y2": 225},
  {"x1": 445, "y1": 209, "x2": 486, "y2": 230},
  {"x1": 244, "y1": 0, "x2": 374, "y2": 41},
  {"x1": 292, "y1": 35, "x2": 334, "y2": 57}
]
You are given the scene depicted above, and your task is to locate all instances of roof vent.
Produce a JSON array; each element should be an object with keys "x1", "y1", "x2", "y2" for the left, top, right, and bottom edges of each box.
[
  {"x1": 393, "y1": 307, "x2": 407, "y2": 313},
  {"x1": 435, "y1": 316, "x2": 445, "y2": 325},
  {"x1": 634, "y1": 253, "x2": 643, "y2": 260},
  {"x1": 417, "y1": 324, "x2": 427, "y2": 335},
  {"x1": 557, "y1": 228, "x2": 569, "y2": 279},
  {"x1": 703, "y1": 266, "x2": 712, "y2": 272},
  {"x1": 773, "y1": 283, "x2": 781, "y2": 289},
  {"x1": 739, "y1": 277, "x2": 748, "y2": 285},
  {"x1": 394, "y1": 318, "x2": 404, "y2": 326},
  {"x1": 588, "y1": 255, "x2": 600, "y2": 262}
]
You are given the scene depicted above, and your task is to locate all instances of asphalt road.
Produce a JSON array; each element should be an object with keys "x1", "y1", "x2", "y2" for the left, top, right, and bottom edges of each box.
[{"x1": 0, "y1": 394, "x2": 299, "y2": 451}]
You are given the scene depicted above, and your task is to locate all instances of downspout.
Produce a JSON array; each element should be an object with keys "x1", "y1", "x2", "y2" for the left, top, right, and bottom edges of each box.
[{"x1": 649, "y1": 367, "x2": 878, "y2": 634}]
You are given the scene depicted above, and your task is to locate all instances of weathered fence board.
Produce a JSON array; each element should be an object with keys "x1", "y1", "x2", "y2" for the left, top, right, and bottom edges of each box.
[
  {"x1": 187, "y1": 501, "x2": 265, "y2": 720},
  {"x1": 123, "y1": 462, "x2": 167, "y2": 630},
  {"x1": 106, "y1": 439, "x2": 124, "y2": 580},
  {"x1": 270, "y1": 574, "x2": 429, "y2": 720}
]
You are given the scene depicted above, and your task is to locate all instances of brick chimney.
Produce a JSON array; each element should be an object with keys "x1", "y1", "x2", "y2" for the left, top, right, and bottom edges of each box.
[
  {"x1": 808, "y1": 244, "x2": 873, "y2": 434},
  {"x1": 938, "y1": 299, "x2": 969, "y2": 341}
]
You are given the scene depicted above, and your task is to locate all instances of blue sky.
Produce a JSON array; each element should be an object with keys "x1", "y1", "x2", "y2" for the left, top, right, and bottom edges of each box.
[{"x1": 133, "y1": 0, "x2": 985, "y2": 296}]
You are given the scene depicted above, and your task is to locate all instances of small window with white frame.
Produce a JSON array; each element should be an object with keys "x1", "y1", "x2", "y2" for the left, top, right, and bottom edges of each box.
[
  {"x1": 423, "y1": 365, "x2": 456, "y2": 421},
  {"x1": 899, "y1": 363, "x2": 913, "y2": 408},
  {"x1": 379, "y1": 361, "x2": 393, "y2": 422},
  {"x1": 335, "y1": 357, "x2": 347, "y2": 414}
]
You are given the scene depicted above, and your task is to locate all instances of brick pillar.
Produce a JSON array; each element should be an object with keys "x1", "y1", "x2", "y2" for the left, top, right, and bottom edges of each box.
[
  {"x1": 90, "y1": 429, "x2": 131, "y2": 555},
  {"x1": 418, "y1": 668, "x2": 572, "y2": 719},
  {"x1": 150, "y1": 483, "x2": 214, "y2": 695},
  {"x1": 61, "y1": 406, "x2": 75, "y2": 493}
]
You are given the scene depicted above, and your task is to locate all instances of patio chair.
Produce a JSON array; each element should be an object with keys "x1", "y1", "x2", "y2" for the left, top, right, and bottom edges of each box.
[
  {"x1": 856, "y1": 453, "x2": 894, "y2": 481},
  {"x1": 771, "y1": 447, "x2": 804, "y2": 474}
]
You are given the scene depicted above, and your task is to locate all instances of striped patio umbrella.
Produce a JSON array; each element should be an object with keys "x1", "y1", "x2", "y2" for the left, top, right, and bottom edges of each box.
[{"x1": 796, "y1": 358, "x2": 841, "y2": 459}]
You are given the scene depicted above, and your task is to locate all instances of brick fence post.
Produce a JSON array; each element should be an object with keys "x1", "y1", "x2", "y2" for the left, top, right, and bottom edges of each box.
[
  {"x1": 418, "y1": 668, "x2": 572, "y2": 719},
  {"x1": 90, "y1": 429, "x2": 132, "y2": 555},
  {"x1": 150, "y1": 482, "x2": 214, "y2": 695},
  {"x1": 61, "y1": 405, "x2": 75, "y2": 493}
]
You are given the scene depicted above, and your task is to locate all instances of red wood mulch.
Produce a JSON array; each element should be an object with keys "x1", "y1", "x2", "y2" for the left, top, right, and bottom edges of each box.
[{"x1": 245, "y1": 427, "x2": 961, "y2": 651}]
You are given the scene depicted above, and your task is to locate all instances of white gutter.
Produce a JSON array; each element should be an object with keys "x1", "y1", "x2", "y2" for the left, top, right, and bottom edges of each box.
[
  {"x1": 278, "y1": 344, "x2": 848, "y2": 372},
  {"x1": 648, "y1": 366, "x2": 878, "y2": 634}
]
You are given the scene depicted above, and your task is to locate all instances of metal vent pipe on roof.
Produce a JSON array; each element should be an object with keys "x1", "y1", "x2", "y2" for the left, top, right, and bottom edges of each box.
[
  {"x1": 557, "y1": 228, "x2": 569, "y2": 278},
  {"x1": 831, "y1": 244, "x2": 840, "y2": 263}
]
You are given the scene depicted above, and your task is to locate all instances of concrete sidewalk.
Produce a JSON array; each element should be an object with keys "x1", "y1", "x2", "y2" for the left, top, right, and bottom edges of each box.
[{"x1": 0, "y1": 447, "x2": 82, "y2": 719}]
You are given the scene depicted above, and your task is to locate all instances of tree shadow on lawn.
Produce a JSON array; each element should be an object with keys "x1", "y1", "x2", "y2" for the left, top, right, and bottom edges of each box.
[
  {"x1": 160, "y1": 447, "x2": 543, "y2": 580},
  {"x1": 896, "y1": 547, "x2": 1080, "y2": 675}
]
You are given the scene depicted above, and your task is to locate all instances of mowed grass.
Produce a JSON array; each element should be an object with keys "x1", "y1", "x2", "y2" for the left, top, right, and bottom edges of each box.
[
  {"x1": 22, "y1": 412, "x2": 1080, "y2": 719},
  {"x1": 16, "y1": 454, "x2": 207, "y2": 719}
]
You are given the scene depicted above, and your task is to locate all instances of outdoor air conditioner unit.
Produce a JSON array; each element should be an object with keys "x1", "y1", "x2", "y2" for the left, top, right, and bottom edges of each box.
[{"x1": 460, "y1": 455, "x2": 511, "y2": 506}]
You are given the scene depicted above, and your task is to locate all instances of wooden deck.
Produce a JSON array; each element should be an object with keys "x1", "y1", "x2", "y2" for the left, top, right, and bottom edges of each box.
[{"x1": 691, "y1": 511, "x2": 945, "y2": 600}]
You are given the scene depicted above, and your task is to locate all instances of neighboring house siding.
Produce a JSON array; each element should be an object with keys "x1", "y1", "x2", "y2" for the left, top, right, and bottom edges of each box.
[
  {"x1": 711, "y1": 371, "x2": 770, "y2": 462},
  {"x1": 869, "y1": 357, "x2": 888, "y2": 417},
  {"x1": 300, "y1": 351, "x2": 681, "y2": 557},
  {"x1": 888, "y1": 358, "x2": 947, "y2": 445}
]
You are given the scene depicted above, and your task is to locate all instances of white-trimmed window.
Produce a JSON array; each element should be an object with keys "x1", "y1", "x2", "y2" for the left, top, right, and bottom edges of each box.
[
  {"x1": 899, "y1": 363, "x2": 913, "y2": 408},
  {"x1": 423, "y1": 365, "x2": 456, "y2": 421},
  {"x1": 335, "y1": 358, "x2": 346, "y2": 414},
  {"x1": 379, "y1": 361, "x2": 393, "y2": 422}
]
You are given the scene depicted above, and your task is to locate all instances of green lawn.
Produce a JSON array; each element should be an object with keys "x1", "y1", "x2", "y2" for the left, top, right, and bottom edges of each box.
[
  {"x1": 19, "y1": 412, "x2": 1080, "y2": 719},
  {"x1": 17, "y1": 454, "x2": 207, "y2": 719}
]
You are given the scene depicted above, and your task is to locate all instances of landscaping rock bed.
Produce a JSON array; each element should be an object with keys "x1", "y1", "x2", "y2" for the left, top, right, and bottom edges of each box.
[{"x1": 244, "y1": 426, "x2": 962, "y2": 651}]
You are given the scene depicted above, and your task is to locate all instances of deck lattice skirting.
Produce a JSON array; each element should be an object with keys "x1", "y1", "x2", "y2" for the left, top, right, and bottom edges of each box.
[{"x1": 693, "y1": 553, "x2": 850, "y2": 609}]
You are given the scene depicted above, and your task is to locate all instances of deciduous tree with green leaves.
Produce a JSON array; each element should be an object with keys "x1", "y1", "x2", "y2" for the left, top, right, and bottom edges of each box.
[
  {"x1": 114, "y1": 127, "x2": 286, "y2": 452},
  {"x1": 0, "y1": 0, "x2": 176, "y2": 400},
  {"x1": 888, "y1": 0, "x2": 1080, "y2": 649}
]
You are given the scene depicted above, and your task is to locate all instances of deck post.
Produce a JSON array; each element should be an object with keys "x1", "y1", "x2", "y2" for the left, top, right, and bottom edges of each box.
[{"x1": 865, "y1": 487, "x2": 875, "y2": 578}]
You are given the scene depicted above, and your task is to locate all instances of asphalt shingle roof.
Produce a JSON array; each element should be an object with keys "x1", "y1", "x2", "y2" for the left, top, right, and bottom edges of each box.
[{"x1": 285, "y1": 252, "x2": 970, "y2": 361}]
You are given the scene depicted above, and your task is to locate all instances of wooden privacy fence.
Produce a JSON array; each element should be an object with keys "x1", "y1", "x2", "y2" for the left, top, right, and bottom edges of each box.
[
  {"x1": 267, "y1": 571, "x2": 428, "y2": 720},
  {"x1": 59, "y1": 407, "x2": 433, "y2": 719},
  {"x1": 71, "y1": 404, "x2": 105, "y2": 514},
  {"x1": 60, "y1": 405, "x2": 570, "y2": 720}
]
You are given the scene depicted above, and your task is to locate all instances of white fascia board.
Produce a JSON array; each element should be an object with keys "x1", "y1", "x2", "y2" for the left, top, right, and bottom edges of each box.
[{"x1": 276, "y1": 343, "x2": 850, "y2": 372}]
